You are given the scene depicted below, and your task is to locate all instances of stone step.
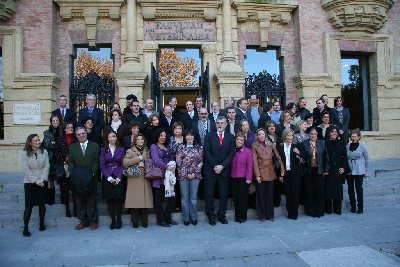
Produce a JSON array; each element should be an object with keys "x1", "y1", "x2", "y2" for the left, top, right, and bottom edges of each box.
[
  {"x1": 374, "y1": 169, "x2": 400, "y2": 178},
  {"x1": 1, "y1": 207, "x2": 299, "y2": 229}
]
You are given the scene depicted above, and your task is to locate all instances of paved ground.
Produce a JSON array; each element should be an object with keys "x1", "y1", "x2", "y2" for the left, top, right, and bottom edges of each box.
[{"x1": 0, "y1": 206, "x2": 399, "y2": 267}]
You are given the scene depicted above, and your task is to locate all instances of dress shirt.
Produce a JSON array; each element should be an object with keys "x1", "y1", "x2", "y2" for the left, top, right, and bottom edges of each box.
[
  {"x1": 284, "y1": 143, "x2": 291, "y2": 171},
  {"x1": 80, "y1": 140, "x2": 88, "y2": 155}
]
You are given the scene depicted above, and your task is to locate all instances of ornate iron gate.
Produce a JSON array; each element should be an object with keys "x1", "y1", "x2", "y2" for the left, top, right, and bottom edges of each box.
[
  {"x1": 244, "y1": 70, "x2": 286, "y2": 106},
  {"x1": 200, "y1": 63, "x2": 210, "y2": 111},
  {"x1": 151, "y1": 62, "x2": 162, "y2": 111},
  {"x1": 69, "y1": 70, "x2": 115, "y2": 125}
]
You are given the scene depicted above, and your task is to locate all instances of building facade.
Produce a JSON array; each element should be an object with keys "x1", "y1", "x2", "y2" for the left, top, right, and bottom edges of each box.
[{"x1": 0, "y1": 0, "x2": 399, "y2": 171}]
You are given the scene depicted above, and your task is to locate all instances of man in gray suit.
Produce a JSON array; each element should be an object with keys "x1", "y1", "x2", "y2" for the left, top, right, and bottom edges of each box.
[{"x1": 193, "y1": 107, "x2": 216, "y2": 147}]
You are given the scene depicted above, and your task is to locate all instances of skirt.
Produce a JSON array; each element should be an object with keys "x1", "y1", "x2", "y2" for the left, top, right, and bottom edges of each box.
[
  {"x1": 102, "y1": 176, "x2": 126, "y2": 200},
  {"x1": 24, "y1": 182, "x2": 48, "y2": 206}
]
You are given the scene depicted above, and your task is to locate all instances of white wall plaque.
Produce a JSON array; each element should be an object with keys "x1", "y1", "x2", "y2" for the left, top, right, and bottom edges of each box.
[{"x1": 13, "y1": 103, "x2": 41, "y2": 124}]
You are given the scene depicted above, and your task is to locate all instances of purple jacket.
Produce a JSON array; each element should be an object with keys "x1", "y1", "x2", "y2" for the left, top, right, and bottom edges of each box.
[
  {"x1": 245, "y1": 132, "x2": 255, "y2": 149},
  {"x1": 230, "y1": 146, "x2": 253, "y2": 181},
  {"x1": 100, "y1": 146, "x2": 125, "y2": 180},
  {"x1": 150, "y1": 144, "x2": 173, "y2": 188}
]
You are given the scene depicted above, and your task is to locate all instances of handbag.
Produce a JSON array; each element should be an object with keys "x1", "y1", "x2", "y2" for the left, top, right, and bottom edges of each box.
[
  {"x1": 144, "y1": 159, "x2": 164, "y2": 179},
  {"x1": 123, "y1": 164, "x2": 142, "y2": 176},
  {"x1": 272, "y1": 155, "x2": 281, "y2": 170}
]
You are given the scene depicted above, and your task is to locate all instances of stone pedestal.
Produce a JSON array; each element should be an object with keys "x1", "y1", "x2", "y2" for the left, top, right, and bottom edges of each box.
[
  {"x1": 214, "y1": 71, "x2": 247, "y2": 108},
  {"x1": 115, "y1": 70, "x2": 148, "y2": 106}
]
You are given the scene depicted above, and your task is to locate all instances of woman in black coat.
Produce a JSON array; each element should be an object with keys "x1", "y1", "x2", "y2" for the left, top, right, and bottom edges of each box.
[
  {"x1": 331, "y1": 96, "x2": 350, "y2": 144},
  {"x1": 303, "y1": 127, "x2": 326, "y2": 217},
  {"x1": 323, "y1": 125, "x2": 348, "y2": 215},
  {"x1": 277, "y1": 128, "x2": 306, "y2": 220},
  {"x1": 42, "y1": 114, "x2": 63, "y2": 205}
]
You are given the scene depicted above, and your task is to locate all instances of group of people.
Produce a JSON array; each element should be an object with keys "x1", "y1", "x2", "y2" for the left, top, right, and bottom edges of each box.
[{"x1": 21, "y1": 92, "x2": 369, "y2": 237}]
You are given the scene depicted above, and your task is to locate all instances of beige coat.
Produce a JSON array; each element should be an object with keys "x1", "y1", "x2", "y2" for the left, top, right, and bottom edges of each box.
[
  {"x1": 21, "y1": 149, "x2": 50, "y2": 184},
  {"x1": 252, "y1": 142, "x2": 284, "y2": 181},
  {"x1": 123, "y1": 146, "x2": 153, "y2": 209}
]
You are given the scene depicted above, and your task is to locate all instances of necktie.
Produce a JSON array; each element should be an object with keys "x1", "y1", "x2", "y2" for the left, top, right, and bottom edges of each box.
[
  {"x1": 219, "y1": 133, "x2": 223, "y2": 145},
  {"x1": 89, "y1": 107, "x2": 93, "y2": 114},
  {"x1": 61, "y1": 109, "x2": 65, "y2": 118},
  {"x1": 81, "y1": 143, "x2": 86, "y2": 155},
  {"x1": 202, "y1": 121, "x2": 207, "y2": 136}
]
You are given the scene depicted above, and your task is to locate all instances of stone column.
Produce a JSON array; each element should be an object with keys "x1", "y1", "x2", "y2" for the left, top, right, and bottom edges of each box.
[
  {"x1": 123, "y1": 0, "x2": 140, "y2": 67},
  {"x1": 214, "y1": 0, "x2": 246, "y2": 105},
  {"x1": 115, "y1": 0, "x2": 147, "y2": 107},
  {"x1": 219, "y1": 0, "x2": 241, "y2": 72}
]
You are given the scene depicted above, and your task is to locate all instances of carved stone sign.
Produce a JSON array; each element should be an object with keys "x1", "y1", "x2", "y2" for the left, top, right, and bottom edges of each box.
[
  {"x1": 13, "y1": 103, "x2": 41, "y2": 124},
  {"x1": 144, "y1": 21, "x2": 216, "y2": 42}
]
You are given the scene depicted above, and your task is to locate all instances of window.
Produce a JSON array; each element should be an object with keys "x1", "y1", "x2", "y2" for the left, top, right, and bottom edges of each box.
[
  {"x1": 244, "y1": 48, "x2": 280, "y2": 77},
  {"x1": 244, "y1": 48, "x2": 284, "y2": 106},
  {"x1": 341, "y1": 56, "x2": 371, "y2": 131},
  {"x1": 158, "y1": 47, "x2": 201, "y2": 88}
]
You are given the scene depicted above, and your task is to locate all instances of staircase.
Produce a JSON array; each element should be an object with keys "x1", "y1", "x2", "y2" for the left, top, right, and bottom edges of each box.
[{"x1": 1, "y1": 160, "x2": 399, "y2": 228}]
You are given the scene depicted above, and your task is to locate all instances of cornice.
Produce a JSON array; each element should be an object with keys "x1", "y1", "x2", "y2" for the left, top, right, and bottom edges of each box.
[
  {"x1": 54, "y1": 0, "x2": 124, "y2": 46},
  {"x1": 322, "y1": 0, "x2": 395, "y2": 34},
  {"x1": 137, "y1": 0, "x2": 221, "y2": 21}
]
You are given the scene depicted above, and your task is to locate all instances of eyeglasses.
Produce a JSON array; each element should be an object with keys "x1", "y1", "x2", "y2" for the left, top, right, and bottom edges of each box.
[
  {"x1": 200, "y1": 113, "x2": 207, "y2": 115},
  {"x1": 76, "y1": 133, "x2": 87, "y2": 136}
]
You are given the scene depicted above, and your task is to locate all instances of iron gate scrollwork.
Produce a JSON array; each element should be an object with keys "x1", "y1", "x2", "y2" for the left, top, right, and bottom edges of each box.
[
  {"x1": 244, "y1": 70, "x2": 286, "y2": 106},
  {"x1": 151, "y1": 62, "x2": 161, "y2": 111},
  {"x1": 70, "y1": 70, "x2": 115, "y2": 126},
  {"x1": 200, "y1": 63, "x2": 210, "y2": 111}
]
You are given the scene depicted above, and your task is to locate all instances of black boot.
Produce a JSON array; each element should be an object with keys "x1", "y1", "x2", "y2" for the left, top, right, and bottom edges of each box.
[
  {"x1": 47, "y1": 187, "x2": 55, "y2": 205},
  {"x1": 23, "y1": 207, "x2": 32, "y2": 237},
  {"x1": 65, "y1": 204, "x2": 72, "y2": 218},
  {"x1": 39, "y1": 205, "x2": 46, "y2": 231},
  {"x1": 115, "y1": 200, "x2": 122, "y2": 229},
  {"x1": 108, "y1": 200, "x2": 116, "y2": 230}
]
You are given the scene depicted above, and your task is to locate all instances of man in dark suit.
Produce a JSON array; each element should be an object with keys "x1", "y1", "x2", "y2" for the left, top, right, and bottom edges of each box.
[
  {"x1": 68, "y1": 127, "x2": 100, "y2": 230},
  {"x1": 235, "y1": 98, "x2": 255, "y2": 132},
  {"x1": 168, "y1": 96, "x2": 182, "y2": 122},
  {"x1": 78, "y1": 94, "x2": 104, "y2": 137},
  {"x1": 208, "y1": 101, "x2": 223, "y2": 124},
  {"x1": 193, "y1": 107, "x2": 216, "y2": 147},
  {"x1": 51, "y1": 95, "x2": 77, "y2": 124},
  {"x1": 226, "y1": 106, "x2": 240, "y2": 135},
  {"x1": 123, "y1": 99, "x2": 148, "y2": 131},
  {"x1": 159, "y1": 105, "x2": 176, "y2": 136},
  {"x1": 248, "y1": 94, "x2": 263, "y2": 129},
  {"x1": 195, "y1": 96, "x2": 205, "y2": 114},
  {"x1": 258, "y1": 102, "x2": 273, "y2": 130},
  {"x1": 180, "y1": 100, "x2": 198, "y2": 131},
  {"x1": 204, "y1": 116, "x2": 235, "y2": 225}
]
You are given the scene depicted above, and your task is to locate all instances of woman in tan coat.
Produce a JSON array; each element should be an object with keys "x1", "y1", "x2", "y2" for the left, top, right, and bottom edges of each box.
[
  {"x1": 252, "y1": 128, "x2": 284, "y2": 221},
  {"x1": 123, "y1": 133, "x2": 153, "y2": 228}
]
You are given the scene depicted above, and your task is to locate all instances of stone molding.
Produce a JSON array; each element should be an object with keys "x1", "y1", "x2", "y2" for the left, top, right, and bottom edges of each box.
[
  {"x1": 232, "y1": 0, "x2": 297, "y2": 48},
  {"x1": 322, "y1": 0, "x2": 395, "y2": 34},
  {"x1": 137, "y1": 0, "x2": 221, "y2": 21},
  {"x1": 54, "y1": 0, "x2": 124, "y2": 46},
  {"x1": 0, "y1": 0, "x2": 17, "y2": 21}
]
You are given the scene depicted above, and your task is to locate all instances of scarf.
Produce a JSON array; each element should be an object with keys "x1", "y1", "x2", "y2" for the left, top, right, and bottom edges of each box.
[
  {"x1": 349, "y1": 142, "x2": 359, "y2": 152},
  {"x1": 110, "y1": 120, "x2": 122, "y2": 133}
]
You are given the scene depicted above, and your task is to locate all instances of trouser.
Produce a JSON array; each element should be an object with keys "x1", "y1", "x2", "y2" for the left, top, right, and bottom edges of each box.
[
  {"x1": 153, "y1": 185, "x2": 175, "y2": 224},
  {"x1": 256, "y1": 181, "x2": 274, "y2": 220},
  {"x1": 204, "y1": 173, "x2": 229, "y2": 220},
  {"x1": 305, "y1": 168, "x2": 325, "y2": 217},
  {"x1": 180, "y1": 179, "x2": 200, "y2": 221},
  {"x1": 285, "y1": 171, "x2": 301, "y2": 219},
  {"x1": 75, "y1": 184, "x2": 98, "y2": 224},
  {"x1": 231, "y1": 179, "x2": 249, "y2": 221},
  {"x1": 131, "y1": 209, "x2": 149, "y2": 226},
  {"x1": 347, "y1": 175, "x2": 363, "y2": 211},
  {"x1": 107, "y1": 199, "x2": 123, "y2": 224},
  {"x1": 23, "y1": 205, "x2": 46, "y2": 229},
  {"x1": 325, "y1": 199, "x2": 342, "y2": 214},
  {"x1": 273, "y1": 169, "x2": 284, "y2": 207}
]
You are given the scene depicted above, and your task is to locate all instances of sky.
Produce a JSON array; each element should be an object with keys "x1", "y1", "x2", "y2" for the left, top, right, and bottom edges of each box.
[{"x1": 341, "y1": 58, "x2": 359, "y2": 85}]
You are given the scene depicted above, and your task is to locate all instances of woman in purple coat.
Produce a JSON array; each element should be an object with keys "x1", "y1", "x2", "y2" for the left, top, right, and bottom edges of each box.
[
  {"x1": 100, "y1": 130, "x2": 126, "y2": 230},
  {"x1": 230, "y1": 134, "x2": 253, "y2": 223},
  {"x1": 150, "y1": 128, "x2": 176, "y2": 227}
]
